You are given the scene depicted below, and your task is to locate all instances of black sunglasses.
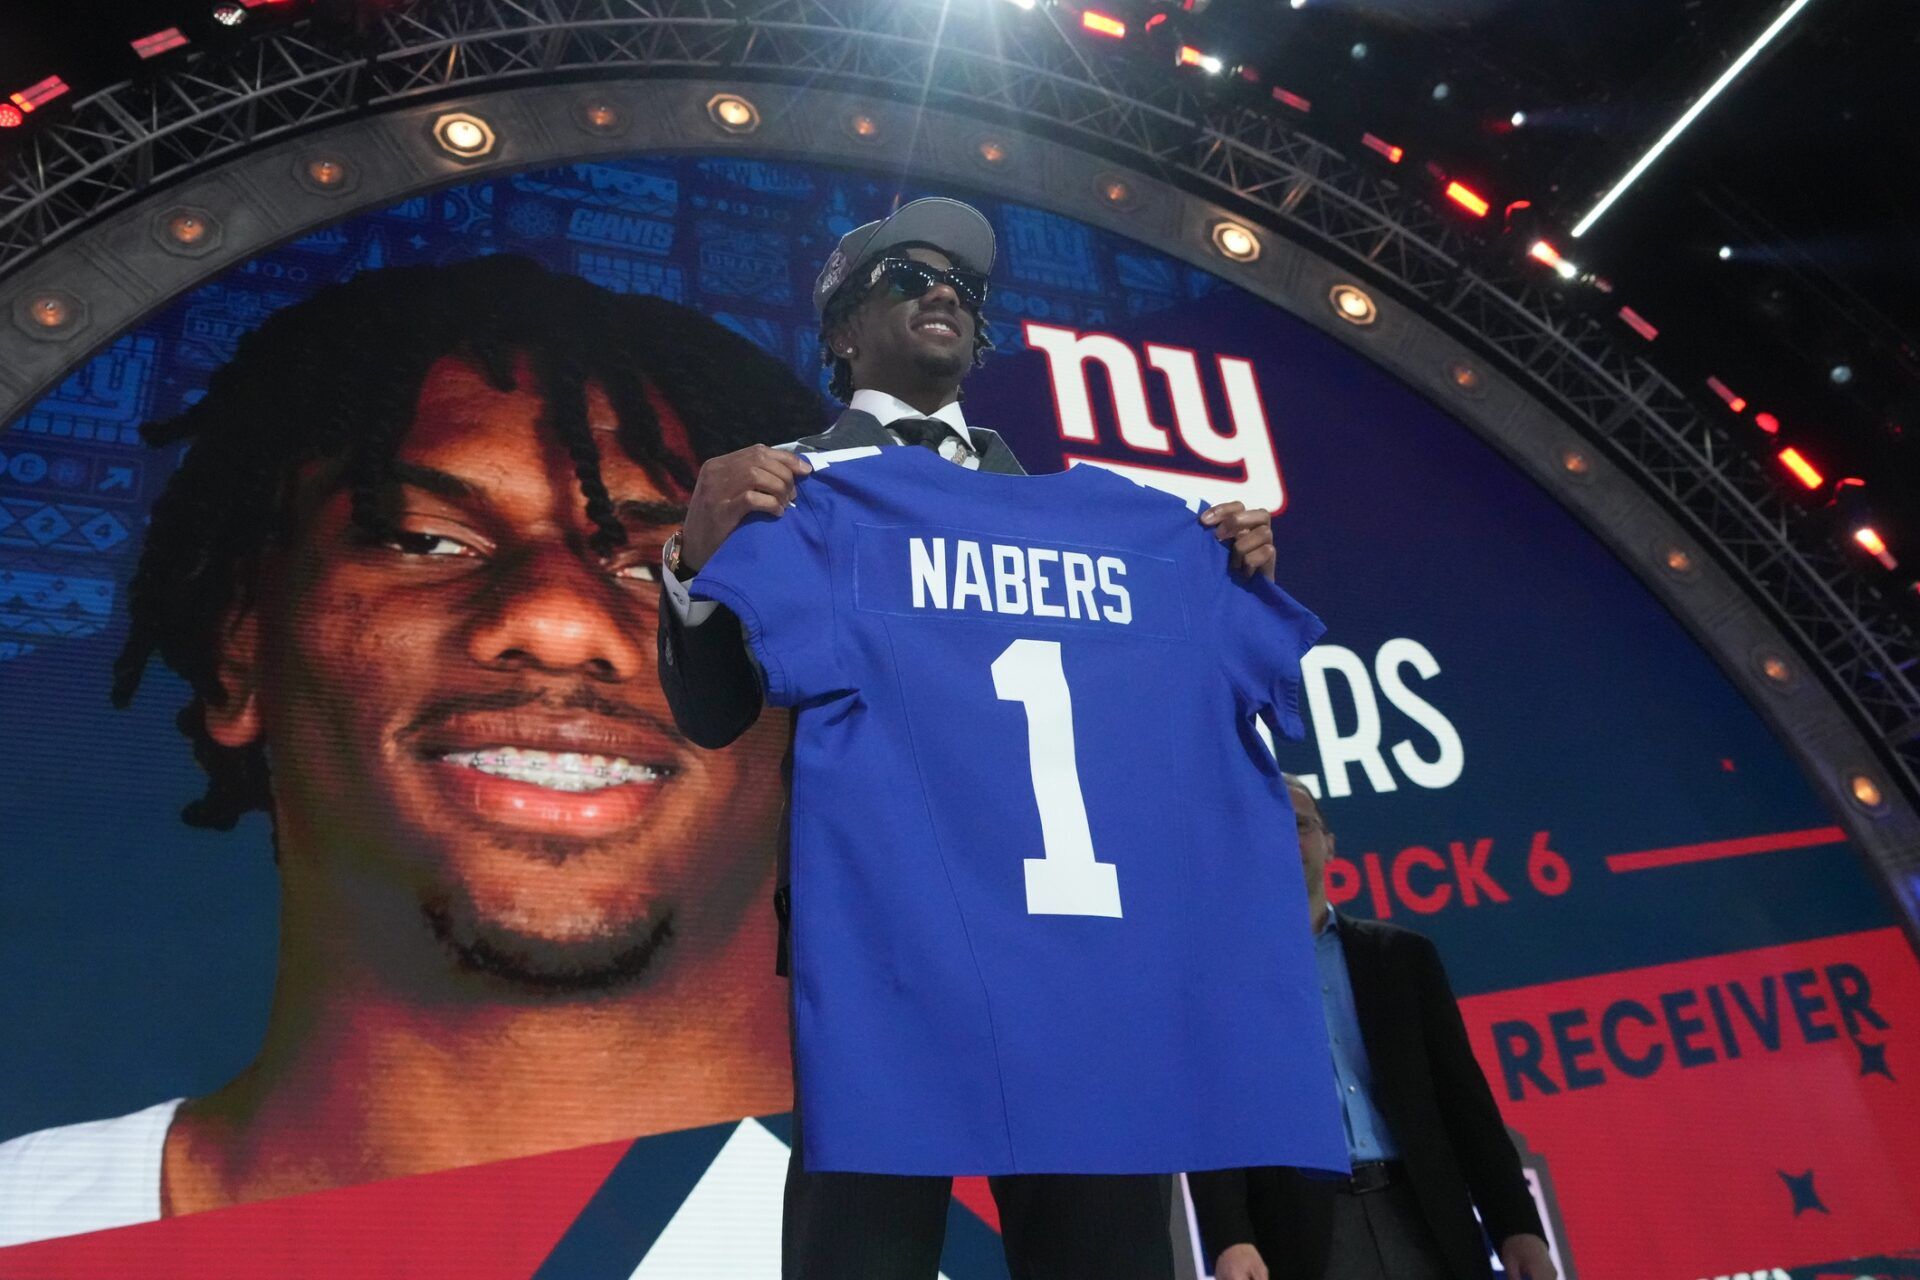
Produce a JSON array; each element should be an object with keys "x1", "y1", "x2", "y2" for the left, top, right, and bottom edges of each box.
[{"x1": 869, "y1": 257, "x2": 990, "y2": 310}]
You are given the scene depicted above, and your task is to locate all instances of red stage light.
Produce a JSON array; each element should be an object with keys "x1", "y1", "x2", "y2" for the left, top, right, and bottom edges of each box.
[
  {"x1": 1528, "y1": 240, "x2": 1562, "y2": 268},
  {"x1": 1271, "y1": 87, "x2": 1311, "y2": 112},
  {"x1": 1753, "y1": 411, "x2": 1780, "y2": 434},
  {"x1": 1705, "y1": 376, "x2": 1746, "y2": 413},
  {"x1": 133, "y1": 28, "x2": 190, "y2": 59},
  {"x1": 1082, "y1": 10, "x2": 1127, "y2": 37},
  {"x1": 1362, "y1": 133, "x2": 1404, "y2": 163},
  {"x1": 0, "y1": 104, "x2": 23, "y2": 128},
  {"x1": 1177, "y1": 46, "x2": 1223, "y2": 72},
  {"x1": 1854, "y1": 527, "x2": 1896, "y2": 568},
  {"x1": 1778, "y1": 447, "x2": 1823, "y2": 489},
  {"x1": 1444, "y1": 181, "x2": 1489, "y2": 217},
  {"x1": 9, "y1": 75, "x2": 70, "y2": 114},
  {"x1": 1145, "y1": 13, "x2": 1168, "y2": 29},
  {"x1": 1617, "y1": 305, "x2": 1658, "y2": 340}
]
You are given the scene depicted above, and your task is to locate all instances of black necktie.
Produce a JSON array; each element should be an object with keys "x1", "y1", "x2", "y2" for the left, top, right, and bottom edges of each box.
[{"x1": 889, "y1": 416, "x2": 970, "y2": 462}]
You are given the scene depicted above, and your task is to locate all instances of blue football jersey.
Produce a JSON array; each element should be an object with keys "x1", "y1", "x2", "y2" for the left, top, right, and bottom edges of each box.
[{"x1": 692, "y1": 446, "x2": 1346, "y2": 1176}]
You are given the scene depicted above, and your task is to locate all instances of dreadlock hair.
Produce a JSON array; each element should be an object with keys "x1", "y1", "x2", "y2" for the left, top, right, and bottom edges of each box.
[
  {"x1": 114, "y1": 253, "x2": 826, "y2": 831},
  {"x1": 818, "y1": 249, "x2": 996, "y2": 403}
]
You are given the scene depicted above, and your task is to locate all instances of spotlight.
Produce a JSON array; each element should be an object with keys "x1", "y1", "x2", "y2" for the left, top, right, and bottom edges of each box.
[
  {"x1": 1082, "y1": 10, "x2": 1127, "y2": 37},
  {"x1": 1449, "y1": 363, "x2": 1480, "y2": 391},
  {"x1": 1509, "y1": 111, "x2": 1527, "y2": 127},
  {"x1": 1350, "y1": 42, "x2": 1368, "y2": 60},
  {"x1": 977, "y1": 138, "x2": 1008, "y2": 166},
  {"x1": 1753, "y1": 411, "x2": 1779, "y2": 434},
  {"x1": 1847, "y1": 773, "x2": 1885, "y2": 812},
  {"x1": 1854, "y1": 527, "x2": 1896, "y2": 568},
  {"x1": 1662, "y1": 546, "x2": 1694, "y2": 575},
  {"x1": 432, "y1": 112, "x2": 496, "y2": 159},
  {"x1": 1361, "y1": 133, "x2": 1404, "y2": 163},
  {"x1": 1444, "y1": 181, "x2": 1489, "y2": 217},
  {"x1": 1830, "y1": 363, "x2": 1853, "y2": 385},
  {"x1": 1431, "y1": 83, "x2": 1450, "y2": 101},
  {"x1": 1777, "y1": 446, "x2": 1823, "y2": 489},
  {"x1": 212, "y1": 3, "x2": 246, "y2": 25},
  {"x1": 8, "y1": 75, "x2": 69, "y2": 114},
  {"x1": 1001, "y1": 0, "x2": 1038, "y2": 8},
  {"x1": 133, "y1": 28, "x2": 190, "y2": 59},
  {"x1": 1706, "y1": 376, "x2": 1747, "y2": 413},
  {"x1": 28, "y1": 294, "x2": 72, "y2": 329},
  {"x1": 846, "y1": 111, "x2": 883, "y2": 141},
  {"x1": 0, "y1": 104, "x2": 22, "y2": 129},
  {"x1": 1290, "y1": 0, "x2": 1306, "y2": 8},
  {"x1": 303, "y1": 156, "x2": 347, "y2": 189},
  {"x1": 1177, "y1": 46, "x2": 1224, "y2": 73},
  {"x1": 1758, "y1": 654, "x2": 1792, "y2": 685},
  {"x1": 706, "y1": 93, "x2": 760, "y2": 134},
  {"x1": 1210, "y1": 221, "x2": 1261, "y2": 261},
  {"x1": 1617, "y1": 305, "x2": 1658, "y2": 341},
  {"x1": 578, "y1": 100, "x2": 624, "y2": 134},
  {"x1": 1561, "y1": 449, "x2": 1590, "y2": 476},
  {"x1": 165, "y1": 211, "x2": 209, "y2": 245},
  {"x1": 1329, "y1": 283, "x2": 1377, "y2": 325},
  {"x1": 1717, "y1": 244, "x2": 1733, "y2": 260},
  {"x1": 1272, "y1": 87, "x2": 1311, "y2": 113},
  {"x1": 1098, "y1": 176, "x2": 1138, "y2": 208}
]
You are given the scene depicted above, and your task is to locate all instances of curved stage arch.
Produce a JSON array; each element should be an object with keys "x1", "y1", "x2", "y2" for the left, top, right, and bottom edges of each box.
[{"x1": 1, "y1": 16, "x2": 1913, "y2": 917}]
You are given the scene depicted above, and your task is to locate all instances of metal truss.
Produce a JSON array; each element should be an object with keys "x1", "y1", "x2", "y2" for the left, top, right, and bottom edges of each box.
[{"x1": 1, "y1": 0, "x2": 1915, "y2": 800}]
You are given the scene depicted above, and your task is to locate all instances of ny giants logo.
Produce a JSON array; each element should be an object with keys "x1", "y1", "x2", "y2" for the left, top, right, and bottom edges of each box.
[{"x1": 1023, "y1": 322, "x2": 1286, "y2": 512}]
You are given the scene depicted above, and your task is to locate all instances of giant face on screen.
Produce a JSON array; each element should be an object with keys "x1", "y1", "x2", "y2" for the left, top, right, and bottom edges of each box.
[{"x1": 1, "y1": 154, "x2": 1915, "y2": 1276}]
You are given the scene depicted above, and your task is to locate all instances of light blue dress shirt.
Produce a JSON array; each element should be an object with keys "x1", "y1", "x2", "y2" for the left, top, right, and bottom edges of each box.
[{"x1": 1316, "y1": 906, "x2": 1400, "y2": 1163}]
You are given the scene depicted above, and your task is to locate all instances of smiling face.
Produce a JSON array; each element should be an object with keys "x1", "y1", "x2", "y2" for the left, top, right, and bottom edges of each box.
[
  {"x1": 836, "y1": 246, "x2": 978, "y2": 403},
  {"x1": 206, "y1": 353, "x2": 785, "y2": 992}
]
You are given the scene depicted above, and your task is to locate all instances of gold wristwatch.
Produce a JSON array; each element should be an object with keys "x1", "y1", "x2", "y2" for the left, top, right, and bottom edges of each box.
[{"x1": 664, "y1": 531, "x2": 691, "y2": 579}]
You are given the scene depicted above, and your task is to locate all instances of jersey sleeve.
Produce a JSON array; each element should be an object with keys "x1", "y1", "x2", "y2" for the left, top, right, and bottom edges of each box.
[
  {"x1": 686, "y1": 482, "x2": 851, "y2": 707},
  {"x1": 1213, "y1": 549, "x2": 1327, "y2": 740}
]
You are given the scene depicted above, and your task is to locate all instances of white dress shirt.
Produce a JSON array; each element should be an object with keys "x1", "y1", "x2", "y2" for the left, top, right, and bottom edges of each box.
[{"x1": 661, "y1": 390, "x2": 975, "y2": 626}]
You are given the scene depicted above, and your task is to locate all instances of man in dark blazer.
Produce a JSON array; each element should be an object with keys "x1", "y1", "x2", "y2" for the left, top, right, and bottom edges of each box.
[
  {"x1": 654, "y1": 196, "x2": 1284, "y2": 1279},
  {"x1": 1190, "y1": 778, "x2": 1557, "y2": 1280}
]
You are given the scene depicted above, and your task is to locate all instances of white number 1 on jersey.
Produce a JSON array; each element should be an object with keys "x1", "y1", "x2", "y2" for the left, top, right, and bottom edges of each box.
[{"x1": 991, "y1": 638, "x2": 1124, "y2": 918}]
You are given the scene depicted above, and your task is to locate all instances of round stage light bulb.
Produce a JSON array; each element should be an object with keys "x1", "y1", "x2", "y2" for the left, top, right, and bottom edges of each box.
[
  {"x1": 1560, "y1": 449, "x2": 1589, "y2": 476},
  {"x1": 166, "y1": 212, "x2": 208, "y2": 245},
  {"x1": 708, "y1": 94, "x2": 760, "y2": 133},
  {"x1": 212, "y1": 3, "x2": 246, "y2": 26},
  {"x1": 1830, "y1": 364, "x2": 1853, "y2": 385},
  {"x1": 1289, "y1": 0, "x2": 1306, "y2": 9},
  {"x1": 1663, "y1": 547, "x2": 1693, "y2": 574},
  {"x1": 29, "y1": 295, "x2": 71, "y2": 328},
  {"x1": 1760, "y1": 654, "x2": 1792, "y2": 684},
  {"x1": 1449, "y1": 363, "x2": 1480, "y2": 391},
  {"x1": 0, "y1": 104, "x2": 23, "y2": 129},
  {"x1": 306, "y1": 157, "x2": 346, "y2": 187},
  {"x1": 1431, "y1": 83, "x2": 1450, "y2": 101},
  {"x1": 977, "y1": 139, "x2": 1007, "y2": 165},
  {"x1": 1717, "y1": 245, "x2": 1733, "y2": 261},
  {"x1": 582, "y1": 103, "x2": 620, "y2": 130},
  {"x1": 1848, "y1": 773, "x2": 1884, "y2": 810},
  {"x1": 1329, "y1": 283, "x2": 1377, "y2": 325},
  {"x1": 1102, "y1": 179, "x2": 1133, "y2": 204},
  {"x1": 1350, "y1": 42, "x2": 1368, "y2": 60},
  {"x1": 848, "y1": 112, "x2": 880, "y2": 140},
  {"x1": 443, "y1": 119, "x2": 485, "y2": 152},
  {"x1": 1510, "y1": 110, "x2": 1526, "y2": 127},
  {"x1": 1211, "y1": 221, "x2": 1260, "y2": 262}
]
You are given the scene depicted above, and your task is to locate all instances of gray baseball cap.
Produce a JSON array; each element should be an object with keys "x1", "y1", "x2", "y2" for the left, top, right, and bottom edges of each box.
[{"x1": 811, "y1": 196, "x2": 996, "y2": 315}]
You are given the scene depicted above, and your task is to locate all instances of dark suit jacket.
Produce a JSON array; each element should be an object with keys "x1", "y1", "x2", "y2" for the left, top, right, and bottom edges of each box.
[
  {"x1": 654, "y1": 407, "x2": 1025, "y2": 971},
  {"x1": 1188, "y1": 919, "x2": 1543, "y2": 1280}
]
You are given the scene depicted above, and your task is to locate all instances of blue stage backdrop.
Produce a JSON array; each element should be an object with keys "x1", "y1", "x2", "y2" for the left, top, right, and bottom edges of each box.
[{"x1": 2, "y1": 154, "x2": 1916, "y2": 1279}]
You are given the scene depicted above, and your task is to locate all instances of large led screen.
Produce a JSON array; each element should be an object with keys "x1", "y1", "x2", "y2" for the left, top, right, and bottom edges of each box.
[{"x1": 2, "y1": 152, "x2": 1916, "y2": 1279}]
